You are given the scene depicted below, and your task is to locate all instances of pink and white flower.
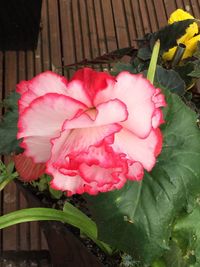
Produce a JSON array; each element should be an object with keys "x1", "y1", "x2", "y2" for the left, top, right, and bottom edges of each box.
[{"x1": 16, "y1": 68, "x2": 166, "y2": 196}]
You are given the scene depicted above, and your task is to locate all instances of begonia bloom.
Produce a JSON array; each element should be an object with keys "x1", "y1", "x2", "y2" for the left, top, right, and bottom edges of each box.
[{"x1": 16, "y1": 68, "x2": 166, "y2": 196}]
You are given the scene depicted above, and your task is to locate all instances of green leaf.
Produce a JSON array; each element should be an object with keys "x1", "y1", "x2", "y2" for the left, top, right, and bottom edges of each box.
[
  {"x1": 0, "y1": 110, "x2": 22, "y2": 154},
  {"x1": 172, "y1": 205, "x2": 200, "y2": 266},
  {"x1": 86, "y1": 90, "x2": 200, "y2": 264},
  {"x1": 2, "y1": 91, "x2": 20, "y2": 110},
  {"x1": 188, "y1": 60, "x2": 200, "y2": 78},
  {"x1": 0, "y1": 204, "x2": 112, "y2": 255},
  {"x1": 137, "y1": 46, "x2": 152, "y2": 61},
  {"x1": 150, "y1": 19, "x2": 194, "y2": 53},
  {"x1": 0, "y1": 92, "x2": 22, "y2": 155},
  {"x1": 132, "y1": 57, "x2": 149, "y2": 74},
  {"x1": 111, "y1": 62, "x2": 137, "y2": 76},
  {"x1": 154, "y1": 65, "x2": 186, "y2": 95},
  {"x1": 175, "y1": 62, "x2": 195, "y2": 89},
  {"x1": 49, "y1": 187, "x2": 63, "y2": 199},
  {"x1": 161, "y1": 240, "x2": 187, "y2": 267},
  {"x1": 193, "y1": 41, "x2": 200, "y2": 59},
  {"x1": 0, "y1": 161, "x2": 18, "y2": 190}
]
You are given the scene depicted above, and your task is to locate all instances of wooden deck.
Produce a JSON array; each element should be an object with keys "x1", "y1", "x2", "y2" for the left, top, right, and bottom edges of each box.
[{"x1": 0, "y1": 0, "x2": 200, "y2": 265}]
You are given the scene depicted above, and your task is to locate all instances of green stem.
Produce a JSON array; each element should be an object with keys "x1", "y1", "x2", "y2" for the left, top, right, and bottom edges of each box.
[
  {"x1": 171, "y1": 43, "x2": 186, "y2": 67},
  {"x1": 147, "y1": 39, "x2": 160, "y2": 84},
  {"x1": 0, "y1": 173, "x2": 18, "y2": 191}
]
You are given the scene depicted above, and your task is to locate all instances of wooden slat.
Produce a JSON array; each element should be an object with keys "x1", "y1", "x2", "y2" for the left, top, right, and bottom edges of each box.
[
  {"x1": 145, "y1": 0, "x2": 159, "y2": 32},
  {"x1": 59, "y1": 0, "x2": 76, "y2": 74},
  {"x1": 17, "y1": 50, "x2": 30, "y2": 252},
  {"x1": 85, "y1": 0, "x2": 101, "y2": 58},
  {"x1": 138, "y1": 0, "x2": 152, "y2": 34},
  {"x1": 111, "y1": 0, "x2": 130, "y2": 47},
  {"x1": 47, "y1": 0, "x2": 62, "y2": 70},
  {"x1": 93, "y1": 0, "x2": 108, "y2": 55},
  {"x1": 163, "y1": 0, "x2": 177, "y2": 18},
  {"x1": 153, "y1": 0, "x2": 168, "y2": 27},
  {"x1": 3, "y1": 51, "x2": 18, "y2": 251},
  {"x1": 25, "y1": 60, "x2": 39, "y2": 246},
  {"x1": 131, "y1": 0, "x2": 145, "y2": 37},
  {"x1": 41, "y1": 0, "x2": 51, "y2": 71},
  {"x1": 123, "y1": 0, "x2": 137, "y2": 46},
  {"x1": 100, "y1": 0, "x2": 118, "y2": 51}
]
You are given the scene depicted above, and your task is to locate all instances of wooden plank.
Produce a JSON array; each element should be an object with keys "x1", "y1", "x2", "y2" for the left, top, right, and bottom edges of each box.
[
  {"x1": 191, "y1": 0, "x2": 200, "y2": 17},
  {"x1": 131, "y1": 0, "x2": 145, "y2": 37},
  {"x1": 78, "y1": 0, "x2": 92, "y2": 59},
  {"x1": 41, "y1": 0, "x2": 51, "y2": 71},
  {"x1": 123, "y1": 0, "x2": 137, "y2": 46},
  {"x1": 100, "y1": 0, "x2": 118, "y2": 51},
  {"x1": 71, "y1": 0, "x2": 84, "y2": 62},
  {"x1": 153, "y1": 0, "x2": 168, "y2": 27},
  {"x1": 47, "y1": 0, "x2": 62, "y2": 71},
  {"x1": 111, "y1": 0, "x2": 130, "y2": 47},
  {"x1": 93, "y1": 0, "x2": 108, "y2": 55},
  {"x1": 59, "y1": 0, "x2": 76, "y2": 69},
  {"x1": 85, "y1": 0, "x2": 101, "y2": 58},
  {"x1": 3, "y1": 51, "x2": 17, "y2": 251},
  {"x1": 145, "y1": 0, "x2": 159, "y2": 32},
  {"x1": 138, "y1": 0, "x2": 152, "y2": 34},
  {"x1": 175, "y1": 0, "x2": 185, "y2": 9},
  {"x1": 163, "y1": 0, "x2": 177, "y2": 17},
  {"x1": 16, "y1": 50, "x2": 30, "y2": 252}
]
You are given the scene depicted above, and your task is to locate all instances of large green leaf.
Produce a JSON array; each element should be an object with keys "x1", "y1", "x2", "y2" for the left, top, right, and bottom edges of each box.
[
  {"x1": 170, "y1": 205, "x2": 200, "y2": 267},
  {"x1": 154, "y1": 65, "x2": 186, "y2": 95},
  {"x1": 0, "y1": 110, "x2": 22, "y2": 154},
  {"x1": 0, "y1": 91, "x2": 22, "y2": 154},
  {"x1": 86, "y1": 90, "x2": 200, "y2": 265}
]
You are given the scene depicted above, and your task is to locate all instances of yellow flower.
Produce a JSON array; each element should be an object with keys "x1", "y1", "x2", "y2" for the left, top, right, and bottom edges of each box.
[{"x1": 163, "y1": 9, "x2": 200, "y2": 61}]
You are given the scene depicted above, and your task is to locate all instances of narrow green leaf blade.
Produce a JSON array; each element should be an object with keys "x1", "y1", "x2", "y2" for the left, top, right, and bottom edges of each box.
[
  {"x1": 0, "y1": 204, "x2": 111, "y2": 255},
  {"x1": 147, "y1": 40, "x2": 160, "y2": 83}
]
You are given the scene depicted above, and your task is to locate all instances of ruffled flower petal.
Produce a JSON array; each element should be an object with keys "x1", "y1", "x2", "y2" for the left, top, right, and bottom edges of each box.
[
  {"x1": 20, "y1": 136, "x2": 53, "y2": 162},
  {"x1": 63, "y1": 99, "x2": 128, "y2": 130},
  {"x1": 112, "y1": 128, "x2": 162, "y2": 171},
  {"x1": 71, "y1": 68, "x2": 115, "y2": 104},
  {"x1": 47, "y1": 123, "x2": 122, "y2": 170},
  {"x1": 17, "y1": 71, "x2": 68, "y2": 114},
  {"x1": 18, "y1": 93, "x2": 87, "y2": 162},
  {"x1": 50, "y1": 170, "x2": 84, "y2": 196},
  {"x1": 95, "y1": 72, "x2": 163, "y2": 138}
]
